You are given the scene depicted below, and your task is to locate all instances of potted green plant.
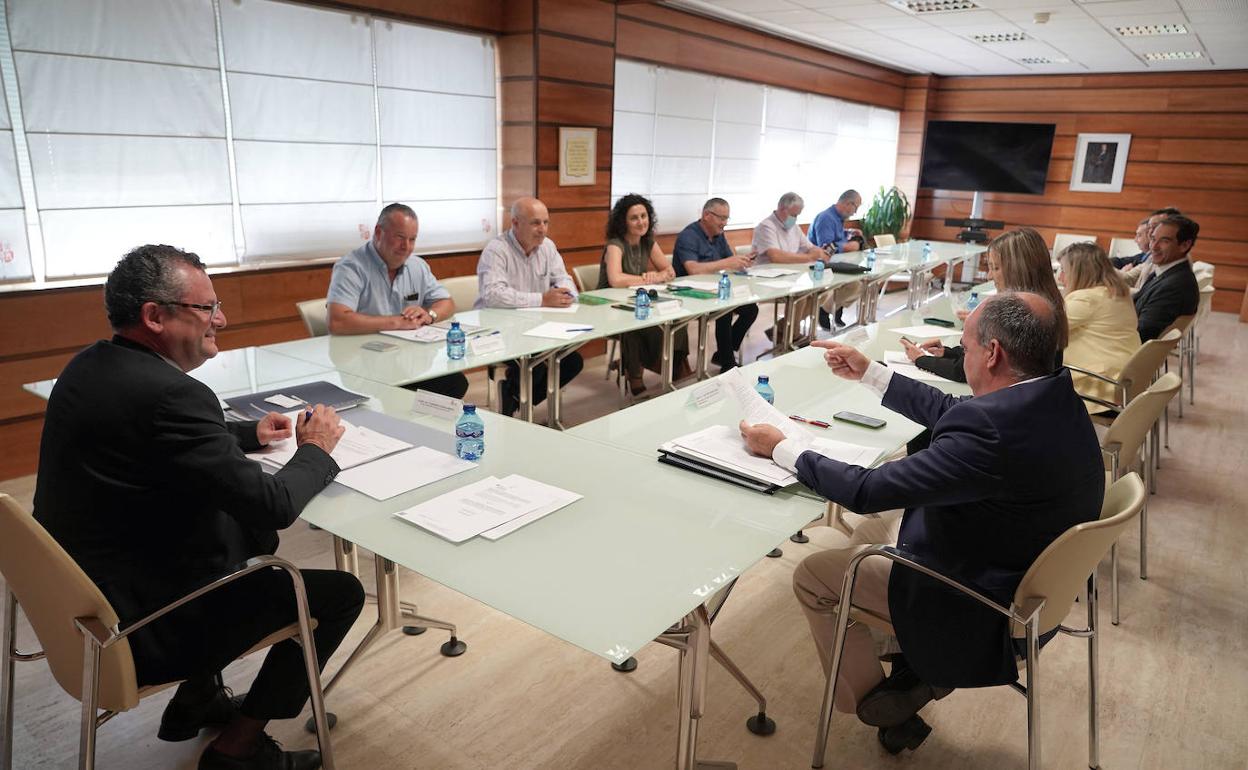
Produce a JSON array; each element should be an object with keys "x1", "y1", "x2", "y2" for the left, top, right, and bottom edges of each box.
[{"x1": 859, "y1": 186, "x2": 911, "y2": 246}]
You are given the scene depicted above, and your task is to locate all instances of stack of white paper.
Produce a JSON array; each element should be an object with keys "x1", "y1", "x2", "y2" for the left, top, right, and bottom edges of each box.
[
  {"x1": 663, "y1": 424, "x2": 797, "y2": 486},
  {"x1": 669, "y1": 278, "x2": 720, "y2": 290},
  {"x1": 517, "y1": 305, "x2": 579, "y2": 314},
  {"x1": 334, "y1": 446, "x2": 476, "y2": 500},
  {"x1": 394, "y1": 474, "x2": 581, "y2": 542},
  {"x1": 749, "y1": 267, "x2": 801, "y2": 278},
  {"x1": 381, "y1": 321, "x2": 489, "y2": 343},
  {"x1": 886, "y1": 324, "x2": 963, "y2": 339},
  {"x1": 247, "y1": 413, "x2": 413, "y2": 471},
  {"x1": 523, "y1": 322, "x2": 594, "y2": 340}
]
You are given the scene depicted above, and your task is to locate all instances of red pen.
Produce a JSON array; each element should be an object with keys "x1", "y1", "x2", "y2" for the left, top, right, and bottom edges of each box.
[{"x1": 789, "y1": 414, "x2": 830, "y2": 429}]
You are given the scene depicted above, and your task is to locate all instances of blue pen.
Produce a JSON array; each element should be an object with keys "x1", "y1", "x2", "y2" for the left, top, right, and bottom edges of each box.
[{"x1": 567, "y1": 327, "x2": 594, "y2": 332}]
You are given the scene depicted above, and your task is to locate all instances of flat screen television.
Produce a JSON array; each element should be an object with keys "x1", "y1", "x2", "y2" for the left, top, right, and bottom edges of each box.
[{"x1": 918, "y1": 120, "x2": 1056, "y2": 195}]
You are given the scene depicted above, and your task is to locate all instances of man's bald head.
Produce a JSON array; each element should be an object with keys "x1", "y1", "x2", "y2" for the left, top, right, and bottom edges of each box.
[
  {"x1": 510, "y1": 197, "x2": 550, "y2": 254},
  {"x1": 969, "y1": 291, "x2": 1059, "y2": 380}
]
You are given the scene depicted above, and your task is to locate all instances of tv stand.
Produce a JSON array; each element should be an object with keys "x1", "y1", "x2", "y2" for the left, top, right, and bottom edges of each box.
[{"x1": 944, "y1": 190, "x2": 1001, "y2": 244}]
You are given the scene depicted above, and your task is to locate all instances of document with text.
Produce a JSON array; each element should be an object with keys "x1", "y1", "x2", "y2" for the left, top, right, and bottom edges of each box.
[
  {"x1": 394, "y1": 474, "x2": 580, "y2": 543},
  {"x1": 247, "y1": 412, "x2": 412, "y2": 471}
]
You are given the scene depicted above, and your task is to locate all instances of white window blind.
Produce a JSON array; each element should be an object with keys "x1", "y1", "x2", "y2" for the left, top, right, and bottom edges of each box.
[
  {"x1": 612, "y1": 59, "x2": 899, "y2": 233},
  {"x1": 0, "y1": 0, "x2": 498, "y2": 283}
]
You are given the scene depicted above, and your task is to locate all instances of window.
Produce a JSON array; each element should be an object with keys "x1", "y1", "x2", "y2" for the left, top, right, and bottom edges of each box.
[
  {"x1": 0, "y1": 0, "x2": 498, "y2": 283},
  {"x1": 612, "y1": 59, "x2": 899, "y2": 233}
]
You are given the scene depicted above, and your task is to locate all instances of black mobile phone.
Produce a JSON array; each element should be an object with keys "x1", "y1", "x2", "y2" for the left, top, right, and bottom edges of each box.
[
  {"x1": 833, "y1": 411, "x2": 886, "y2": 429},
  {"x1": 612, "y1": 303, "x2": 635, "y2": 312},
  {"x1": 923, "y1": 317, "x2": 956, "y2": 328}
]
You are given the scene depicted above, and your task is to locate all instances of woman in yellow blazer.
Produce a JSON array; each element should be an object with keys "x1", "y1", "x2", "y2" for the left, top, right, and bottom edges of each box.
[{"x1": 1058, "y1": 242, "x2": 1141, "y2": 412}]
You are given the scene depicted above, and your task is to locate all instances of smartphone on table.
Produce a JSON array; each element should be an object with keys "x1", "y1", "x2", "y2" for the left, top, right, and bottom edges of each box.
[{"x1": 833, "y1": 411, "x2": 886, "y2": 429}]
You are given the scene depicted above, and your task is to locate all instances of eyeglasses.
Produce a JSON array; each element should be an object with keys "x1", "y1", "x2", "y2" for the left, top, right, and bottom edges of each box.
[
  {"x1": 707, "y1": 211, "x2": 729, "y2": 221},
  {"x1": 163, "y1": 300, "x2": 224, "y2": 316}
]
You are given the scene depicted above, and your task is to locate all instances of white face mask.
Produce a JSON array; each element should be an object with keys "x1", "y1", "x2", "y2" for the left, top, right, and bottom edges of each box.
[{"x1": 782, "y1": 215, "x2": 797, "y2": 229}]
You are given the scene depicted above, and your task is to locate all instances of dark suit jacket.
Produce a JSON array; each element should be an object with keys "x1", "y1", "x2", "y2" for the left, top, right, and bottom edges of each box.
[
  {"x1": 1134, "y1": 259, "x2": 1198, "y2": 342},
  {"x1": 1111, "y1": 251, "x2": 1147, "y2": 269},
  {"x1": 794, "y1": 370, "x2": 1103, "y2": 688},
  {"x1": 33, "y1": 336, "x2": 338, "y2": 661}
]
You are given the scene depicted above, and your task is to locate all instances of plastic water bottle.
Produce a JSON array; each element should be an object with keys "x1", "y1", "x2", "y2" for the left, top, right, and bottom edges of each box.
[
  {"x1": 446, "y1": 321, "x2": 466, "y2": 360},
  {"x1": 634, "y1": 288, "x2": 651, "y2": 320},
  {"x1": 966, "y1": 292, "x2": 980, "y2": 313},
  {"x1": 455, "y1": 404, "x2": 484, "y2": 461},
  {"x1": 717, "y1": 270, "x2": 731, "y2": 301},
  {"x1": 923, "y1": 241, "x2": 932, "y2": 259},
  {"x1": 812, "y1": 258, "x2": 825, "y2": 281},
  {"x1": 754, "y1": 375, "x2": 775, "y2": 405},
  {"x1": 866, "y1": 250, "x2": 876, "y2": 270}
]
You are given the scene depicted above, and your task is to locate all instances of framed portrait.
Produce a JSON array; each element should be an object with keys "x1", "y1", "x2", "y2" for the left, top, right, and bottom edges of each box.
[
  {"x1": 1070, "y1": 133, "x2": 1131, "y2": 193},
  {"x1": 558, "y1": 127, "x2": 597, "y2": 186}
]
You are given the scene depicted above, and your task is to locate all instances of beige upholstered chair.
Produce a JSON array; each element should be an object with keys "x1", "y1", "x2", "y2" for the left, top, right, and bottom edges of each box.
[
  {"x1": 570, "y1": 263, "x2": 600, "y2": 293},
  {"x1": 1100, "y1": 373, "x2": 1181, "y2": 625},
  {"x1": 438, "y1": 274, "x2": 479, "y2": 316},
  {"x1": 1108, "y1": 237, "x2": 1139, "y2": 259},
  {"x1": 1070, "y1": 328, "x2": 1179, "y2": 420},
  {"x1": 570, "y1": 263, "x2": 624, "y2": 392},
  {"x1": 0, "y1": 494, "x2": 336, "y2": 770},
  {"x1": 811, "y1": 473, "x2": 1146, "y2": 770},
  {"x1": 872, "y1": 233, "x2": 896, "y2": 248},
  {"x1": 1161, "y1": 314, "x2": 1195, "y2": 421},
  {"x1": 296, "y1": 298, "x2": 329, "y2": 337},
  {"x1": 1053, "y1": 232, "x2": 1097, "y2": 253},
  {"x1": 1190, "y1": 285, "x2": 1215, "y2": 398}
]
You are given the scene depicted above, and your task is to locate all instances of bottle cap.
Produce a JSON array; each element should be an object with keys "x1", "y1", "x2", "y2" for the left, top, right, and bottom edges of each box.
[{"x1": 758, "y1": 375, "x2": 769, "y2": 383}]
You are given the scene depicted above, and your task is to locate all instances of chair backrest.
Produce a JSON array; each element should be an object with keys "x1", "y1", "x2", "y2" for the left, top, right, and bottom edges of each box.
[
  {"x1": 1053, "y1": 233, "x2": 1097, "y2": 253},
  {"x1": 1107, "y1": 237, "x2": 1138, "y2": 259},
  {"x1": 1103, "y1": 373, "x2": 1182, "y2": 471},
  {"x1": 439, "y1": 275, "x2": 479, "y2": 314},
  {"x1": 1117, "y1": 328, "x2": 1180, "y2": 404},
  {"x1": 1162, "y1": 313, "x2": 1196, "y2": 337},
  {"x1": 873, "y1": 233, "x2": 896, "y2": 248},
  {"x1": 1011, "y1": 473, "x2": 1146, "y2": 637},
  {"x1": 296, "y1": 299, "x2": 328, "y2": 337},
  {"x1": 571, "y1": 263, "x2": 601, "y2": 293},
  {"x1": 1196, "y1": 272, "x2": 1214, "y2": 291},
  {"x1": 0, "y1": 494, "x2": 139, "y2": 711},
  {"x1": 1196, "y1": 285, "x2": 1215, "y2": 325}
]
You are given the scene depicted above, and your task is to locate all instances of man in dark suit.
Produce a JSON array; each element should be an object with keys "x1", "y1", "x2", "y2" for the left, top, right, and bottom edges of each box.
[
  {"x1": 1134, "y1": 214, "x2": 1200, "y2": 342},
  {"x1": 740, "y1": 293, "x2": 1103, "y2": 754},
  {"x1": 1111, "y1": 217, "x2": 1153, "y2": 269},
  {"x1": 33, "y1": 245, "x2": 364, "y2": 770}
]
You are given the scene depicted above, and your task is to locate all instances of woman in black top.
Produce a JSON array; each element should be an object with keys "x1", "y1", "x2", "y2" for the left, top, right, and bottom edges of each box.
[{"x1": 902, "y1": 227, "x2": 1068, "y2": 382}]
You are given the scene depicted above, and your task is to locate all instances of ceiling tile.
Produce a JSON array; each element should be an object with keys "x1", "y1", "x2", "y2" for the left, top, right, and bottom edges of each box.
[{"x1": 1078, "y1": 0, "x2": 1181, "y2": 14}]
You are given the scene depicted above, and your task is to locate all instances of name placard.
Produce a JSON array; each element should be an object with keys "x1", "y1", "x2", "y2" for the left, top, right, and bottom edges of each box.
[
  {"x1": 413, "y1": 390, "x2": 463, "y2": 420},
  {"x1": 688, "y1": 380, "x2": 724, "y2": 409},
  {"x1": 470, "y1": 334, "x2": 507, "y2": 356}
]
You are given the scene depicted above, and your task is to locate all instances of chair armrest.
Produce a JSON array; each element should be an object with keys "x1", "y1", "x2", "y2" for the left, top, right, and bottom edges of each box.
[
  {"x1": 1079, "y1": 393, "x2": 1121, "y2": 411},
  {"x1": 1064, "y1": 364, "x2": 1121, "y2": 388},
  {"x1": 95, "y1": 555, "x2": 304, "y2": 649}
]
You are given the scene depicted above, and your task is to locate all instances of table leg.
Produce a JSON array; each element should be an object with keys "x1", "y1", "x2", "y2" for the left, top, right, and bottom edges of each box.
[
  {"x1": 518, "y1": 355, "x2": 534, "y2": 422},
  {"x1": 674, "y1": 606, "x2": 736, "y2": 770},
  {"x1": 662, "y1": 322, "x2": 675, "y2": 393},
  {"x1": 696, "y1": 316, "x2": 710, "y2": 380},
  {"x1": 547, "y1": 350, "x2": 561, "y2": 428}
]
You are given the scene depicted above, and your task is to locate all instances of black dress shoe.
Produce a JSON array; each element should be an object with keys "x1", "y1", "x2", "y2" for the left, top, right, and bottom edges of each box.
[
  {"x1": 199, "y1": 735, "x2": 321, "y2": 770},
  {"x1": 158, "y1": 687, "x2": 244, "y2": 742},
  {"x1": 856, "y1": 659, "x2": 952, "y2": 728},
  {"x1": 499, "y1": 379, "x2": 519, "y2": 417},
  {"x1": 818, "y1": 308, "x2": 832, "y2": 331},
  {"x1": 877, "y1": 714, "x2": 932, "y2": 755}
]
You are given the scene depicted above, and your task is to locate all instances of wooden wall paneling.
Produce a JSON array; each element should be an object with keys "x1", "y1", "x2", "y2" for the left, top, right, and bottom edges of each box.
[
  {"x1": 501, "y1": 124, "x2": 537, "y2": 167},
  {"x1": 498, "y1": 33, "x2": 535, "y2": 78},
  {"x1": 536, "y1": 0, "x2": 615, "y2": 43},
  {"x1": 936, "y1": 72, "x2": 1248, "y2": 91},
  {"x1": 923, "y1": 185, "x2": 1243, "y2": 218},
  {"x1": 0, "y1": 353, "x2": 77, "y2": 421},
  {"x1": 502, "y1": 166, "x2": 537, "y2": 208},
  {"x1": 536, "y1": 170, "x2": 611, "y2": 209},
  {"x1": 233, "y1": 266, "x2": 335, "y2": 322},
  {"x1": 500, "y1": 80, "x2": 536, "y2": 123},
  {"x1": 0, "y1": 417, "x2": 42, "y2": 482},
  {"x1": 0, "y1": 288, "x2": 110, "y2": 359},
  {"x1": 536, "y1": 80, "x2": 613, "y2": 126},
  {"x1": 537, "y1": 33, "x2": 614, "y2": 85},
  {"x1": 548, "y1": 209, "x2": 609, "y2": 251}
]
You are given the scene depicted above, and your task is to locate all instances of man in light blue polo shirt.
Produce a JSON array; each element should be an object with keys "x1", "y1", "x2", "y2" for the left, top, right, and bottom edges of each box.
[
  {"x1": 327, "y1": 203, "x2": 468, "y2": 398},
  {"x1": 808, "y1": 189, "x2": 865, "y2": 329}
]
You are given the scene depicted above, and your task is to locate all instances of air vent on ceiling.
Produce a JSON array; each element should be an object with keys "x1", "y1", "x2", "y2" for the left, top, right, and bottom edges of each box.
[
  {"x1": 972, "y1": 32, "x2": 1030, "y2": 43},
  {"x1": 1143, "y1": 50, "x2": 1203, "y2": 60},
  {"x1": 1116, "y1": 24, "x2": 1188, "y2": 36},
  {"x1": 1019, "y1": 56, "x2": 1071, "y2": 64},
  {"x1": 888, "y1": 0, "x2": 980, "y2": 14}
]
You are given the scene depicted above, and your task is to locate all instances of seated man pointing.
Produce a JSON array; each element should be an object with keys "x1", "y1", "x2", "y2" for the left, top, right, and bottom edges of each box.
[{"x1": 740, "y1": 292, "x2": 1103, "y2": 755}]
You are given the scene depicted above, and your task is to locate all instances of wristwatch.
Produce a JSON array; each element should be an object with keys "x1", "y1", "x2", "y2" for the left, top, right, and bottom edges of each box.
[{"x1": 428, "y1": 309, "x2": 439, "y2": 322}]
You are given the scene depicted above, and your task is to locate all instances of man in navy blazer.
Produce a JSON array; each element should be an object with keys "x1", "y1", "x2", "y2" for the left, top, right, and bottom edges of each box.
[
  {"x1": 1134, "y1": 214, "x2": 1200, "y2": 341},
  {"x1": 740, "y1": 292, "x2": 1103, "y2": 754}
]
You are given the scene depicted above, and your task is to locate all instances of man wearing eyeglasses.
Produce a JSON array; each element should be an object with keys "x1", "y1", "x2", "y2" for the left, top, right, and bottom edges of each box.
[
  {"x1": 34, "y1": 244, "x2": 364, "y2": 770},
  {"x1": 673, "y1": 197, "x2": 757, "y2": 371}
]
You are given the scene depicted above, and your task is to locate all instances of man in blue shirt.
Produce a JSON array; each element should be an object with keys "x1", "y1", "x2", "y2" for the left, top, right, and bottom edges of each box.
[
  {"x1": 808, "y1": 189, "x2": 865, "y2": 328},
  {"x1": 327, "y1": 203, "x2": 468, "y2": 398},
  {"x1": 673, "y1": 198, "x2": 757, "y2": 371}
]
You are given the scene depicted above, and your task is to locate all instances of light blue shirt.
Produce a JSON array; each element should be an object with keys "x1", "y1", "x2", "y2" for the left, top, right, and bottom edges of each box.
[
  {"x1": 808, "y1": 205, "x2": 848, "y2": 252},
  {"x1": 327, "y1": 241, "x2": 449, "y2": 316}
]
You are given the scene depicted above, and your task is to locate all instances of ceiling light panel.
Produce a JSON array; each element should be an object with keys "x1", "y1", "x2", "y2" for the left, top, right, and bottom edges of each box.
[
  {"x1": 888, "y1": 0, "x2": 981, "y2": 14},
  {"x1": 971, "y1": 31, "x2": 1031, "y2": 42},
  {"x1": 1116, "y1": 23, "x2": 1189, "y2": 35},
  {"x1": 1019, "y1": 56, "x2": 1072, "y2": 63},
  {"x1": 1142, "y1": 50, "x2": 1204, "y2": 59}
]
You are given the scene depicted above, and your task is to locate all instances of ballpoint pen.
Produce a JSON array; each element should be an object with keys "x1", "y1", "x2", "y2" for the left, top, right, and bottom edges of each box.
[
  {"x1": 789, "y1": 414, "x2": 831, "y2": 428},
  {"x1": 567, "y1": 327, "x2": 594, "y2": 332}
]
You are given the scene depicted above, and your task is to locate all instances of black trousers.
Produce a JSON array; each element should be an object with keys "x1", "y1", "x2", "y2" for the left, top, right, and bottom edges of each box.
[
  {"x1": 714, "y1": 304, "x2": 758, "y2": 362},
  {"x1": 135, "y1": 568, "x2": 364, "y2": 721},
  {"x1": 502, "y1": 353, "x2": 584, "y2": 413},
  {"x1": 403, "y1": 372, "x2": 469, "y2": 399}
]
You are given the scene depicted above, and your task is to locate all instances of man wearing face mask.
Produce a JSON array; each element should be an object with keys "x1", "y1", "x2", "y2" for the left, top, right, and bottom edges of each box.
[{"x1": 751, "y1": 192, "x2": 826, "y2": 265}]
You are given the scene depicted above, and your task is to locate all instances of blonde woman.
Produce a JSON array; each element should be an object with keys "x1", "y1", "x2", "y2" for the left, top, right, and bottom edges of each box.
[
  {"x1": 1058, "y1": 242, "x2": 1140, "y2": 412},
  {"x1": 903, "y1": 228, "x2": 1068, "y2": 382}
]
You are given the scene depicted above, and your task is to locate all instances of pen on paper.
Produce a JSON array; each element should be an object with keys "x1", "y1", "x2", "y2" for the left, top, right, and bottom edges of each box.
[
  {"x1": 789, "y1": 414, "x2": 830, "y2": 428},
  {"x1": 567, "y1": 327, "x2": 594, "y2": 332}
]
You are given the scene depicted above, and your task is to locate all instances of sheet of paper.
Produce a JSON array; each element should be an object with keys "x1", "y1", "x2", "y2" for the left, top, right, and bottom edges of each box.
[
  {"x1": 334, "y1": 446, "x2": 475, "y2": 500},
  {"x1": 393, "y1": 475, "x2": 573, "y2": 543},
  {"x1": 883, "y1": 350, "x2": 911, "y2": 366},
  {"x1": 264, "y1": 393, "x2": 304, "y2": 409},
  {"x1": 886, "y1": 324, "x2": 964, "y2": 339},
  {"x1": 758, "y1": 280, "x2": 797, "y2": 289},
  {"x1": 807, "y1": 437, "x2": 882, "y2": 468},
  {"x1": 749, "y1": 267, "x2": 801, "y2": 278},
  {"x1": 247, "y1": 412, "x2": 412, "y2": 471},
  {"x1": 382, "y1": 326, "x2": 446, "y2": 343},
  {"x1": 719, "y1": 367, "x2": 809, "y2": 440},
  {"x1": 886, "y1": 361, "x2": 958, "y2": 383},
  {"x1": 669, "y1": 278, "x2": 720, "y2": 290},
  {"x1": 666, "y1": 425, "x2": 795, "y2": 485},
  {"x1": 470, "y1": 334, "x2": 506, "y2": 356},
  {"x1": 517, "y1": 305, "x2": 579, "y2": 314},
  {"x1": 522, "y1": 322, "x2": 594, "y2": 340},
  {"x1": 479, "y1": 476, "x2": 582, "y2": 540}
]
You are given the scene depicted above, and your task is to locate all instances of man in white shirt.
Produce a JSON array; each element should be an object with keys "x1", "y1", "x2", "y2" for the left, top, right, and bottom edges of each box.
[
  {"x1": 475, "y1": 197, "x2": 584, "y2": 416},
  {"x1": 751, "y1": 192, "x2": 831, "y2": 340}
]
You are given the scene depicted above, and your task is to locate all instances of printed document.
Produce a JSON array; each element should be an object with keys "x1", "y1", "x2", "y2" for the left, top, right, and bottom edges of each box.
[
  {"x1": 394, "y1": 474, "x2": 579, "y2": 543},
  {"x1": 886, "y1": 324, "x2": 964, "y2": 339},
  {"x1": 334, "y1": 446, "x2": 476, "y2": 500},
  {"x1": 523, "y1": 322, "x2": 593, "y2": 340},
  {"x1": 247, "y1": 412, "x2": 412, "y2": 471},
  {"x1": 883, "y1": 351, "x2": 959, "y2": 383}
]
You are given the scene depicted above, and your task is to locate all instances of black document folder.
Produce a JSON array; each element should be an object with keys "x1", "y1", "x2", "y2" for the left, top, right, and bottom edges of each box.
[{"x1": 224, "y1": 381, "x2": 370, "y2": 421}]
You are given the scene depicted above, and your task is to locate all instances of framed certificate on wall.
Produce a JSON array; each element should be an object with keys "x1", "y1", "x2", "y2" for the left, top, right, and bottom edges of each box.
[{"x1": 559, "y1": 127, "x2": 597, "y2": 187}]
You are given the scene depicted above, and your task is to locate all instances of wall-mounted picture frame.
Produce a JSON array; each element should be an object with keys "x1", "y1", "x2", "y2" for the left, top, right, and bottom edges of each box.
[
  {"x1": 1070, "y1": 133, "x2": 1131, "y2": 193},
  {"x1": 558, "y1": 127, "x2": 597, "y2": 187}
]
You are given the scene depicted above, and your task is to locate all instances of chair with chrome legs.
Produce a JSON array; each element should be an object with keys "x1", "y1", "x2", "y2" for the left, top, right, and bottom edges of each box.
[
  {"x1": 1099, "y1": 373, "x2": 1181, "y2": 626},
  {"x1": 0, "y1": 494, "x2": 336, "y2": 770},
  {"x1": 810, "y1": 473, "x2": 1146, "y2": 770}
]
